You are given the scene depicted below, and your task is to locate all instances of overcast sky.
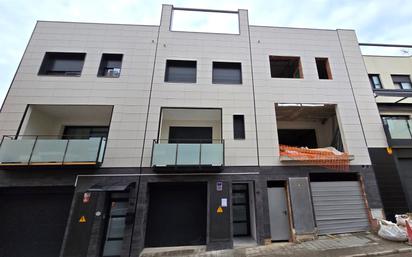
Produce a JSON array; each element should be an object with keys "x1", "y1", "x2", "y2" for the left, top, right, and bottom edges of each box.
[{"x1": 1, "y1": 0, "x2": 412, "y2": 106}]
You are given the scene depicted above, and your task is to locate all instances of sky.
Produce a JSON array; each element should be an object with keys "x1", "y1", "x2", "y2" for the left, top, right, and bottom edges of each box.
[{"x1": 1, "y1": 0, "x2": 412, "y2": 106}]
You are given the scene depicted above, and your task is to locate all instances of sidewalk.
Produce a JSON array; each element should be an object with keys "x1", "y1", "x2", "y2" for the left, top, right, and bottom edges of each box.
[{"x1": 140, "y1": 232, "x2": 412, "y2": 257}]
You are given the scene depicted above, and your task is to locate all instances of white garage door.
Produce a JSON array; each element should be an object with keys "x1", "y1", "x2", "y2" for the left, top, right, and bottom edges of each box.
[{"x1": 311, "y1": 181, "x2": 369, "y2": 235}]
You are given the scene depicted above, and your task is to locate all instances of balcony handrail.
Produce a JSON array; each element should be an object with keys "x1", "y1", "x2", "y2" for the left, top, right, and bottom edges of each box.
[
  {"x1": 151, "y1": 139, "x2": 225, "y2": 167},
  {"x1": 153, "y1": 138, "x2": 224, "y2": 144},
  {"x1": 0, "y1": 135, "x2": 107, "y2": 165}
]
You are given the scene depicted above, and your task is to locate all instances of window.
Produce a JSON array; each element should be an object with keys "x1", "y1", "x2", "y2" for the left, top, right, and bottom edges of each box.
[
  {"x1": 212, "y1": 62, "x2": 242, "y2": 84},
  {"x1": 38, "y1": 52, "x2": 86, "y2": 76},
  {"x1": 102, "y1": 192, "x2": 129, "y2": 257},
  {"x1": 315, "y1": 58, "x2": 332, "y2": 80},
  {"x1": 233, "y1": 115, "x2": 245, "y2": 139},
  {"x1": 98, "y1": 54, "x2": 123, "y2": 78},
  {"x1": 63, "y1": 126, "x2": 109, "y2": 139},
  {"x1": 391, "y1": 75, "x2": 412, "y2": 89},
  {"x1": 369, "y1": 74, "x2": 382, "y2": 89},
  {"x1": 269, "y1": 56, "x2": 303, "y2": 78},
  {"x1": 382, "y1": 116, "x2": 412, "y2": 139},
  {"x1": 165, "y1": 60, "x2": 197, "y2": 83}
]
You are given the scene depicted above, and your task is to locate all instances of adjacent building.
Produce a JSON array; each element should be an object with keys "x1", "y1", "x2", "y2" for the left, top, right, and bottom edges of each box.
[
  {"x1": 364, "y1": 54, "x2": 412, "y2": 221},
  {"x1": 0, "y1": 5, "x2": 388, "y2": 257}
]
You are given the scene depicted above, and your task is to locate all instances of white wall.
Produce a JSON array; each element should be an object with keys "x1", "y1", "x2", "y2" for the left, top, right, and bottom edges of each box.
[
  {"x1": 250, "y1": 27, "x2": 387, "y2": 165},
  {"x1": 0, "y1": 5, "x2": 388, "y2": 168},
  {"x1": 0, "y1": 21, "x2": 158, "y2": 167},
  {"x1": 364, "y1": 56, "x2": 412, "y2": 90},
  {"x1": 141, "y1": 5, "x2": 258, "y2": 166}
]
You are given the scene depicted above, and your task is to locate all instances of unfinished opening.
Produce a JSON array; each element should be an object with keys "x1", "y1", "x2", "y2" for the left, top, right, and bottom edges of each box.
[
  {"x1": 275, "y1": 103, "x2": 343, "y2": 150},
  {"x1": 315, "y1": 58, "x2": 332, "y2": 80},
  {"x1": 171, "y1": 8, "x2": 239, "y2": 34},
  {"x1": 269, "y1": 56, "x2": 303, "y2": 78}
]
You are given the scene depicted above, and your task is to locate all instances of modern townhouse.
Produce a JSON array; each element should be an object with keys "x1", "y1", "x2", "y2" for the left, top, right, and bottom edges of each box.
[
  {"x1": 0, "y1": 5, "x2": 388, "y2": 257},
  {"x1": 364, "y1": 52, "x2": 412, "y2": 221}
]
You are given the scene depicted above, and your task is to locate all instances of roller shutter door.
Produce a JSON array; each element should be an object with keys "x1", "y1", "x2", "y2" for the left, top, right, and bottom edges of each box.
[{"x1": 311, "y1": 181, "x2": 369, "y2": 235}]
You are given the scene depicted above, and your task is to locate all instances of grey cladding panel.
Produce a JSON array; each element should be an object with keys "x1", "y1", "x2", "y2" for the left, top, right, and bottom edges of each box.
[
  {"x1": 311, "y1": 181, "x2": 369, "y2": 235},
  {"x1": 288, "y1": 177, "x2": 316, "y2": 234}
]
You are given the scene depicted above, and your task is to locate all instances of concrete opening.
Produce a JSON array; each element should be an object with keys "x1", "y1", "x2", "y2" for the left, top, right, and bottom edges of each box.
[
  {"x1": 145, "y1": 182, "x2": 207, "y2": 247},
  {"x1": 276, "y1": 103, "x2": 344, "y2": 151},
  {"x1": 171, "y1": 8, "x2": 239, "y2": 34}
]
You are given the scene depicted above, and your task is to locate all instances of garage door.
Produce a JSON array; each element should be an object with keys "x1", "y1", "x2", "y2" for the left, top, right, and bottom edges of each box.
[
  {"x1": 145, "y1": 182, "x2": 207, "y2": 247},
  {"x1": 311, "y1": 181, "x2": 369, "y2": 235},
  {"x1": 0, "y1": 187, "x2": 74, "y2": 257}
]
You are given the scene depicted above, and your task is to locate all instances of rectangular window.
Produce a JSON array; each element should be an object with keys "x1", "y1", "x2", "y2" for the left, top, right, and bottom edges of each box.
[
  {"x1": 369, "y1": 74, "x2": 382, "y2": 89},
  {"x1": 391, "y1": 75, "x2": 412, "y2": 89},
  {"x1": 382, "y1": 116, "x2": 412, "y2": 139},
  {"x1": 165, "y1": 60, "x2": 197, "y2": 83},
  {"x1": 98, "y1": 54, "x2": 123, "y2": 78},
  {"x1": 212, "y1": 62, "x2": 242, "y2": 84},
  {"x1": 269, "y1": 56, "x2": 303, "y2": 78},
  {"x1": 233, "y1": 115, "x2": 245, "y2": 139},
  {"x1": 315, "y1": 58, "x2": 332, "y2": 79},
  {"x1": 38, "y1": 52, "x2": 86, "y2": 76},
  {"x1": 63, "y1": 126, "x2": 109, "y2": 139},
  {"x1": 102, "y1": 192, "x2": 129, "y2": 257}
]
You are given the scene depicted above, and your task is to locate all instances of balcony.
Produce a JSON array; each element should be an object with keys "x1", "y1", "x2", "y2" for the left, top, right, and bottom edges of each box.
[
  {"x1": 151, "y1": 139, "x2": 224, "y2": 169},
  {"x1": 0, "y1": 135, "x2": 107, "y2": 166},
  {"x1": 151, "y1": 107, "x2": 223, "y2": 170},
  {"x1": 382, "y1": 117, "x2": 412, "y2": 148},
  {"x1": 373, "y1": 88, "x2": 412, "y2": 104}
]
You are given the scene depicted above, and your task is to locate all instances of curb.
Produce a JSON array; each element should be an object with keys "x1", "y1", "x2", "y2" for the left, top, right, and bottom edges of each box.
[{"x1": 343, "y1": 247, "x2": 412, "y2": 257}]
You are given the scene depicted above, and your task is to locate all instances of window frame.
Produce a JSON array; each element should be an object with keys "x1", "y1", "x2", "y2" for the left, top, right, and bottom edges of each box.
[
  {"x1": 97, "y1": 53, "x2": 123, "y2": 78},
  {"x1": 368, "y1": 74, "x2": 383, "y2": 89},
  {"x1": 391, "y1": 75, "x2": 412, "y2": 90},
  {"x1": 212, "y1": 61, "x2": 242, "y2": 84},
  {"x1": 233, "y1": 114, "x2": 245, "y2": 140},
  {"x1": 164, "y1": 60, "x2": 197, "y2": 83},
  {"x1": 269, "y1": 56, "x2": 303, "y2": 79},
  {"x1": 38, "y1": 52, "x2": 86, "y2": 77},
  {"x1": 315, "y1": 57, "x2": 332, "y2": 80}
]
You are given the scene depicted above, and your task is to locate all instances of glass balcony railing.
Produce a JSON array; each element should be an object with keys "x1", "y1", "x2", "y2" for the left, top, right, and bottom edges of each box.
[
  {"x1": 0, "y1": 135, "x2": 107, "y2": 166},
  {"x1": 151, "y1": 139, "x2": 224, "y2": 168}
]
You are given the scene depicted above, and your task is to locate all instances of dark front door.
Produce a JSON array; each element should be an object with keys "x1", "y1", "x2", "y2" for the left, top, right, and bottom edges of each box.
[
  {"x1": 145, "y1": 182, "x2": 207, "y2": 247},
  {"x1": 232, "y1": 183, "x2": 251, "y2": 237},
  {"x1": 0, "y1": 187, "x2": 74, "y2": 257},
  {"x1": 168, "y1": 126, "x2": 213, "y2": 143}
]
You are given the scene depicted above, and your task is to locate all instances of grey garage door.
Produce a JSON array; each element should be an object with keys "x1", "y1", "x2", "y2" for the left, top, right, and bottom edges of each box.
[{"x1": 311, "y1": 181, "x2": 369, "y2": 235}]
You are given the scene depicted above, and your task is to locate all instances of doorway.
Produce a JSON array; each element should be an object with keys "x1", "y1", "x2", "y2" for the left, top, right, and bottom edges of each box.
[
  {"x1": 267, "y1": 181, "x2": 291, "y2": 241},
  {"x1": 232, "y1": 183, "x2": 251, "y2": 237},
  {"x1": 145, "y1": 182, "x2": 207, "y2": 247}
]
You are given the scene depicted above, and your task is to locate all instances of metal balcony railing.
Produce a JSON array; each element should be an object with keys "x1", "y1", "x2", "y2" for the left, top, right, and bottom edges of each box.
[
  {"x1": 0, "y1": 135, "x2": 107, "y2": 166},
  {"x1": 151, "y1": 139, "x2": 224, "y2": 168}
]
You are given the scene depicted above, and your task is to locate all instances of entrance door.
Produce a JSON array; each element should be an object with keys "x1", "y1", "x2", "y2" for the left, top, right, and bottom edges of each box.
[
  {"x1": 232, "y1": 183, "x2": 251, "y2": 237},
  {"x1": 267, "y1": 186, "x2": 290, "y2": 241},
  {"x1": 145, "y1": 182, "x2": 207, "y2": 247}
]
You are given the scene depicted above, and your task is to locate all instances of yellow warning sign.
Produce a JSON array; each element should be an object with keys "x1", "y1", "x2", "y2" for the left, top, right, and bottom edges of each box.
[
  {"x1": 79, "y1": 216, "x2": 86, "y2": 223},
  {"x1": 217, "y1": 206, "x2": 223, "y2": 213}
]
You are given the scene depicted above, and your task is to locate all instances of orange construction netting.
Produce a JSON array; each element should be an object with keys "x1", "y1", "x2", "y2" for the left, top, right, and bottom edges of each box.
[{"x1": 280, "y1": 144, "x2": 350, "y2": 171}]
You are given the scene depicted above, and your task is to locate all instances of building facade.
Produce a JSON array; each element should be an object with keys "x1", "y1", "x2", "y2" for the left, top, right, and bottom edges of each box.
[
  {"x1": 364, "y1": 54, "x2": 412, "y2": 221},
  {"x1": 0, "y1": 5, "x2": 388, "y2": 257}
]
